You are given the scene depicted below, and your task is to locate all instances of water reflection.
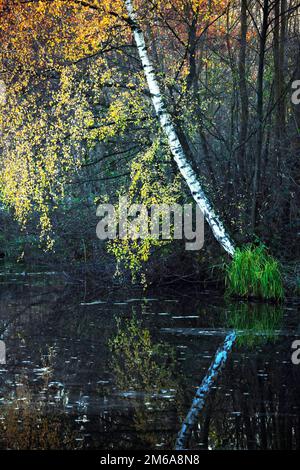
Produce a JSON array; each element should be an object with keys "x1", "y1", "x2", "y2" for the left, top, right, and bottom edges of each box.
[
  {"x1": 225, "y1": 302, "x2": 284, "y2": 347},
  {"x1": 187, "y1": 304, "x2": 299, "y2": 450},
  {"x1": 0, "y1": 277, "x2": 298, "y2": 450},
  {"x1": 109, "y1": 315, "x2": 177, "y2": 392},
  {"x1": 176, "y1": 303, "x2": 286, "y2": 449},
  {"x1": 0, "y1": 348, "x2": 80, "y2": 450},
  {"x1": 109, "y1": 315, "x2": 185, "y2": 448},
  {"x1": 190, "y1": 345, "x2": 300, "y2": 450}
]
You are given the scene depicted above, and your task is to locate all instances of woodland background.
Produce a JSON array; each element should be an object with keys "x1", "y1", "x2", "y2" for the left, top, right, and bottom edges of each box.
[{"x1": 0, "y1": 0, "x2": 299, "y2": 286}]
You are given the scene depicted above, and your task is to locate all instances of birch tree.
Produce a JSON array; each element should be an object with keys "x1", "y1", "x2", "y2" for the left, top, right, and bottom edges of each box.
[{"x1": 123, "y1": 0, "x2": 236, "y2": 256}]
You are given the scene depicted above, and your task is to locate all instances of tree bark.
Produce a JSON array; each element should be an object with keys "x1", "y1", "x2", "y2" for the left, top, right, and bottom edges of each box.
[
  {"x1": 124, "y1": 0, "x2": 235, "y2": 256},
  {"x1": 238, "y1": 0, "x2": 249, "y2": 175},
  {"x1": 186, "y1": 17, "x2": 219, "y2": 190},
  {"x1": 273, "y1": 0, "x2": 287, "y2": 165},
  {"x1": 251, "y1": 0, "x2": 269, "y2": 232}
]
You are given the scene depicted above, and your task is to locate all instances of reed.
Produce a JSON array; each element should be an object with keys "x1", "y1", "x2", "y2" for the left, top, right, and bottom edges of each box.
[{"x1": 226, "y1": 245, "x2": 284, "y2": 301}]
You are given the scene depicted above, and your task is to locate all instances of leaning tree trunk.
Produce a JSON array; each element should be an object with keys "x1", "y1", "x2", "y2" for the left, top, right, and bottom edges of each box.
[{"x1": 124, "y1": 0, "x2": 235, "y2": 257}]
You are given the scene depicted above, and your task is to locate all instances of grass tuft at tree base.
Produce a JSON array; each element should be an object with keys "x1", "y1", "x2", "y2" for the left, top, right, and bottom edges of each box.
[{"x1": 226, "y1": 244, "x2": 284, "y2": 301}]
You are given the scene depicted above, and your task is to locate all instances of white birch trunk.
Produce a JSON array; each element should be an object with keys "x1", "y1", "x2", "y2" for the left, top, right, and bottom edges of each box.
[{"x1": 124, "y1": 0, "x2": 235, "y2": 256}]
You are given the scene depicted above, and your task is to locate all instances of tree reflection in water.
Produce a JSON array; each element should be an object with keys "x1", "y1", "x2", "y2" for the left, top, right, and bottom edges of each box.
[
  {"x1": 226, "y1": 302, "x2": 284, "y2": 347},
  {"x1": 109, "y1": 315, "x2": 185, "y2": 448},
  {"x1": 0, "y1": 346, "x2": 81, "y2": 450},
  {"x1": 188, "y1": 303, "x2": 300, "y2": 450}
]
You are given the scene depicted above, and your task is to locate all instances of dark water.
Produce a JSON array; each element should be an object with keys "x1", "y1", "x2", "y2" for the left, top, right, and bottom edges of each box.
[{"x1": 0, "y1": 274, "x2": 299, "y2": 450}]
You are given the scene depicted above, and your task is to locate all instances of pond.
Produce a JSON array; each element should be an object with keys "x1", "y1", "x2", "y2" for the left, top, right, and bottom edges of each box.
[{"x1": 0, "y1": 274, "x2": 299, "y2": 450}]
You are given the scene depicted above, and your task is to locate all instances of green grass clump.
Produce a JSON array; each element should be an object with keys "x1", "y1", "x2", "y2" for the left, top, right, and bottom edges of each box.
[{"x1": 226, "y1": 245, "x2": 284, "y2": 301}]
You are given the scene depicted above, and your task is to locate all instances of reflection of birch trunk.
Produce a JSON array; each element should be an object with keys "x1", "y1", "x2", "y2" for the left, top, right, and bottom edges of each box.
[
  {"x1": 0, "y1": 79, "x2": 6, "y2": 106},
  {"x1": 0, "y1": 340, "x2": 5, "y2": 365},
  {"x1": 175, "y1": 332, "x2": 236, "y2": 450},
  {"x1": 0, "y1": 80, "x2": 6, "y2": 139},
  {"x1": 124, "y1": 0, "x2": 235, "y2": 257}
]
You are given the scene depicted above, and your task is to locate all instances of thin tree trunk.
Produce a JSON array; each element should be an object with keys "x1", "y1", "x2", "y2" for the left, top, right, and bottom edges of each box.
[
  {"x1": 251, "y1": 0, "x2": 269, "y2": 232},
  {"x1": 124, "y1": 0, "x2": 235, "y2": 256},
  {"x1": 238, "y1": 0, "x2": 249, "y2": 175},
  {"x1": 274, "y1": 0, "x2": 281, "y2": 149},
  {"x1": 273, "y1": 0, "x2": 286, "y2": 167},
  {"x1": 279, "y1": 0, "x2": 287, "y2": 129},
  {"x1": 292, "y1": 45, "x2": 300, "y2": 186},
  {"x1": 186, "y1": 16, "x2": 218, "y2": 190}
]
